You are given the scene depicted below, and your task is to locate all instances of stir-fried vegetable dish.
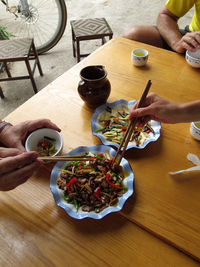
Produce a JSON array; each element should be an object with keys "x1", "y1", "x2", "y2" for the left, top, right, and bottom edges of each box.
[
  {"x1": 56, "y1": 152, "x2": 127, "y2": 213},
  {"x1": 96, "y1": 105, "x2": 155, "y2": 146},
  {"x1": 37, "y1": 136, "x2": 57, "y2": 156}
]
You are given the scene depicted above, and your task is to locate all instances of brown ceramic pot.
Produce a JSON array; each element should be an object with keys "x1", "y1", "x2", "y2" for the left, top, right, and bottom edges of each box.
[{"x1": 78, "y1": 65, "x2": 111, "y2": 108}]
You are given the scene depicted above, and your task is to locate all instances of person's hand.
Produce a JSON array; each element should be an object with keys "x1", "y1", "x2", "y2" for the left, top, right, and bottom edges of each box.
[
  {"x1": 0, "y1": 119, "x2": 61, "y2": 151},
  {"x1": 174, "y1": 31, "x2": 200, "y2": 53},
  {"x1": 0, "y1": 149, "x2": 41, "y2": 191},
  {"x1": 129, "y1": 93, "x2": 182, "y2": 124}
]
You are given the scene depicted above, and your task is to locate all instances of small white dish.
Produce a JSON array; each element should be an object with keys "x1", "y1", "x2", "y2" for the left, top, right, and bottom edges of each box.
[
  {"x1": 131, "y1": 48, "x2": 149, "y2": 67},
  {"x1": 185, "y1": 49, "x2": 200, "y2": 68},
  {"x1": 25, "y1": 128, "x2": 63, "y2": 156},
  {"x1": 190, "y1": 122, "x2": 200, "y2": 141}
]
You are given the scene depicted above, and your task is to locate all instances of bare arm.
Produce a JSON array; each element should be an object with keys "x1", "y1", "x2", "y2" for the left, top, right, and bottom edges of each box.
[
  {"x1": 129, "y1": 93, "x2": 200, "y2": 124},
  {"x1": 157, "y1": 7, "x2": 200, "y2": 53}
]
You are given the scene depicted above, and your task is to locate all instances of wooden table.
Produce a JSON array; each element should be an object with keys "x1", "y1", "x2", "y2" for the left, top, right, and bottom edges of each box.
[{"x1": 1, "y1": 37, "x2": 200, "y2": 266}]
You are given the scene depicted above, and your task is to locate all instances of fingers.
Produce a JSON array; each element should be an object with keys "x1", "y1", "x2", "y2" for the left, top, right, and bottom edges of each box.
[
  {"x1": 129, "y1": 106, "x2": 155, "y2": 119},
  {"x1": 27, "y1": 119, "x2": 61, "y2": 133},
  {"x1": 0, "y1": 147, "x2": 21, "y2": 158},
  {"x1": 0, "y1": 161, "x2": 40, "y2": 191},
  {"x1": 129, "y1": 93, "x2": 158, "y2": 120},
  {"x1": 14, "y1": 142, "x2": 26, "y2": 152},
  {"x1": 182, "y1": 32, "x2": 200, "y2": 51},
  {"x1": 0, "y1": 151, "x2": 39, "y2": 175}
]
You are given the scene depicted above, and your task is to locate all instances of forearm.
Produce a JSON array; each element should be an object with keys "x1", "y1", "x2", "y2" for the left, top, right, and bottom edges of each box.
[
  {"x1": 157, "y1": 7, "x2": 182, "y2": 51},
  {"x1": 179, "y1": 101, "x2": 200, "y2": 123}
]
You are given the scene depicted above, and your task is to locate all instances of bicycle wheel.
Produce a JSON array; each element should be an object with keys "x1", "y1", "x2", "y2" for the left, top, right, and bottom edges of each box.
[{"x1": 0, "y1": 0, "x2": 67, "y2": 54}]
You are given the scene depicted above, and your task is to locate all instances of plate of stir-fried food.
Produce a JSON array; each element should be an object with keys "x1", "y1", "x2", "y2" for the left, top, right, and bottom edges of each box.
[
  {"x1": 91, "y1": 99, "x2": 161, "y2": 150},
  {"x1": 50, "y1": 145, "x2": 134, "y2": 219}
]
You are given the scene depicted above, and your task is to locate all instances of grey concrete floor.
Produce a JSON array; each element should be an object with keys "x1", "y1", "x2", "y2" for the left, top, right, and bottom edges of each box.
[{"x1": 0, "y1": 0, "x2": 192, "y2": 118}]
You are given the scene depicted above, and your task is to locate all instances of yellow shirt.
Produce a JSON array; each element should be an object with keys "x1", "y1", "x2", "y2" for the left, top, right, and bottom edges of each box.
[{"x1": 165, "y1": 0, "x2": 200, "y2": 31}]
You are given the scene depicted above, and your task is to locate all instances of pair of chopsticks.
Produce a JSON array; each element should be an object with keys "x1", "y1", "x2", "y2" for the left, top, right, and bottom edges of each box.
[
  {"x1": 0, "y1": 156, "x2": 94, "y2": 162},
  {"x1": 113, "y1": 80, "x2": 152, "y2": 166},
  {"x1": 38, "y1": 155, "x2": 94, "y2": 162}
]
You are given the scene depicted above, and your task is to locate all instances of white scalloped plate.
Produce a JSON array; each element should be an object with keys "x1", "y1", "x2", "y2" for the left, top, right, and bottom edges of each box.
[
  {"x1": 50, "y1": 145, "x2": 134, "y2": 220},
  {"x1": 91, "y1": 99, "x2": 161, "y2": 150}
]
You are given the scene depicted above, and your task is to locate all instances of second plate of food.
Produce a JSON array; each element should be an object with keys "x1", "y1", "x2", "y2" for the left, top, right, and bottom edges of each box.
[{"x1": 91, "y1": 99, "x2": 161, "y2": 150}]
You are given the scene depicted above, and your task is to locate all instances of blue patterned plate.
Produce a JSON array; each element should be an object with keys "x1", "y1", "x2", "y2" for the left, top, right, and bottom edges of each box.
[
  {"x1": 91, "y1": 99, "x2": 161, "y2": 150},
  {"x1": 50, "y1": 145, "x2": 134, "y2": 220}
]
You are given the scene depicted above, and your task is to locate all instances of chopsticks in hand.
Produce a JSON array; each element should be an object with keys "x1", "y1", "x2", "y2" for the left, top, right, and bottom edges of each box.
[{"x1": 113, "y1": 80, "x2": 152, "y2": 166}]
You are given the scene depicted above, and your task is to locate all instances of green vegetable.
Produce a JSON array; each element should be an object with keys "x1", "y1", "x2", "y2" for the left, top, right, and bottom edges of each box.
[
  {"x1": 64, "y1": 161, "x2": 73, "y2": 169},
  {"x1": 64, "y1": 192, "x2": 71, "y2": 203},
  {"x1": 73, "y1": 161, "x2": 80, "y2": 167},
  {"x1": 73, "y1": 199, "x2": 79, "y2": 211},
  {"x1": 95, "y1": 128, "x2": 105, "y2": 133}
]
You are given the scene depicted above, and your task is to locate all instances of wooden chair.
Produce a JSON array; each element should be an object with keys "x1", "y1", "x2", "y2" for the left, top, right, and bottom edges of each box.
[
  {"x1": 70, "y1": 18, "x2": 113, "y2": 62},
  {"x1": 0, "y1": 38, "x2": 43, "y2": 99}
]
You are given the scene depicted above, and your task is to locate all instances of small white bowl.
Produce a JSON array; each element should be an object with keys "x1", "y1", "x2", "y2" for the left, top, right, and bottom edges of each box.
[
  {"x1": 25, "y1": 128, "x2": 63, "y2": 156},
  {"x1": 185, "y1": 49, "x2": 200, "y2": 68},
  {"x1": 190, "y1": 122, "x2": 200, "y2": 141},
  {"x1": 131, "y1": 48, "x2": 149, "y2": 67}
]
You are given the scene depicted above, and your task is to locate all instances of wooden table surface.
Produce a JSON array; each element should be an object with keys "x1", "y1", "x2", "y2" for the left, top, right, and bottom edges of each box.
[{"x1": 1, "y1": 37, "x2": 200, "y2": 266}]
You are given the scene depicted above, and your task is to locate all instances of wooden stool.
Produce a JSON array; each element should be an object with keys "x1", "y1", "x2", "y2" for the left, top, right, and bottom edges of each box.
[
  {"x1": 70, "y1": 18, "x2": 113, "y2": 62},
  {"x1": 0, "y1": 38, "x2": 43, "y2": 99}
]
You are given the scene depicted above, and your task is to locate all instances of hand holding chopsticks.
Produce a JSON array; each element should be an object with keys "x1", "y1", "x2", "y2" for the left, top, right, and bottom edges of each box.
[{"x1": 113, "y1": 80, "x2": 152, "y2": 166}]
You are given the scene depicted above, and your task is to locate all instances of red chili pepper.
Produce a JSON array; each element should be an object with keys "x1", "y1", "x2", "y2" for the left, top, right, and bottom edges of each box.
[
  {"x1": 94, "y1": 186, "x2": 102, "y2": 201},
  {"x1": 106, "y1": 173, "x2": 122, "y2": 189},
  {"x1": 109, "y1": 158, "x2": 114, "y2": 165},
  {"x1": 67, "y1": 177, "x2": 77, "y2": 194},
  {"x1": 44, "y1": 143, "x2": 49, "y2": 155},
  {"x1": 41, "y1": 140, "x2": 49, "y2": 155},
  {"x1": 97, "y1": 153, "x2": 104, "y2": 157}
]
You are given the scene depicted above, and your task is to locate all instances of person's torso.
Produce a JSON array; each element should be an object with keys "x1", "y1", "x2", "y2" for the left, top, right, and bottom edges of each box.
[{"x1": 165, "y1": 0, "x2": 200, "y2": 31}]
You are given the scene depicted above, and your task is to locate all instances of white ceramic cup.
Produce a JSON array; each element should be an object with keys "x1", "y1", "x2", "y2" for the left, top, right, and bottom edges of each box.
[
  {"x1": 190, "y1": 122, "x2": 200, "y2": 141},
  {"x1": 131, "y1": 48, "x2": 149, "y2": 67},
  {"x1": 185, "y1": 49, "x2": 200, "y2": 68},
  {"x1": 25, "y1": 128, "x2": 63, "y2": 156}
]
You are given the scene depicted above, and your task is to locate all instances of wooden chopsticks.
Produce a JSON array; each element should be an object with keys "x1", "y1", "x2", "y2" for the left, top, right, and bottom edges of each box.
[
  {"x1": 38, "y1": 155, "x2": 94, "y2": 162},
  {"x1": 113, "y1": 80, "x2": 152, "y2": 166},
  {"x1": 0, "y1": 156, "x2": 94, "y2": 162}
]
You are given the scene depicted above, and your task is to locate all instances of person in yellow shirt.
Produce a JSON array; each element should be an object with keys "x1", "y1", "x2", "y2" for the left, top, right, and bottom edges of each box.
[{"x1": 123, "y1": 0, "x2": 200, "y2": 53}]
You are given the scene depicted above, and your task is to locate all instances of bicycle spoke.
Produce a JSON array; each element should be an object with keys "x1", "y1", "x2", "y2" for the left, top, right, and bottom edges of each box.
[{"x1": 0, "y1": 0, "x2": 67, "y2": 53}]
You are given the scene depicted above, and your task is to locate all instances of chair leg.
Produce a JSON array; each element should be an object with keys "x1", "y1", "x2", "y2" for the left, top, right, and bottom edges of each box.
[
  {"x1": 25, "y1": 59, "x2": 38, "y2": 94},
  {"x1": 76, "y1": 39, "x2": 80, "y2": 63},
  {"x1": 0, "y1": 86, "x2": 4, "y2": 99},
  {"x1": 72, "y1": 30, "x2": 76, "y2": 57},
  {"x1": 31, "y1": 42, "x2": 43, "y2": 76},
  {"x1": 3, "y1": 62, "x2": 11, "y2": 77},
  {"x1": 102, "y1": 37, "x2": 106, "y2": 45}
]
